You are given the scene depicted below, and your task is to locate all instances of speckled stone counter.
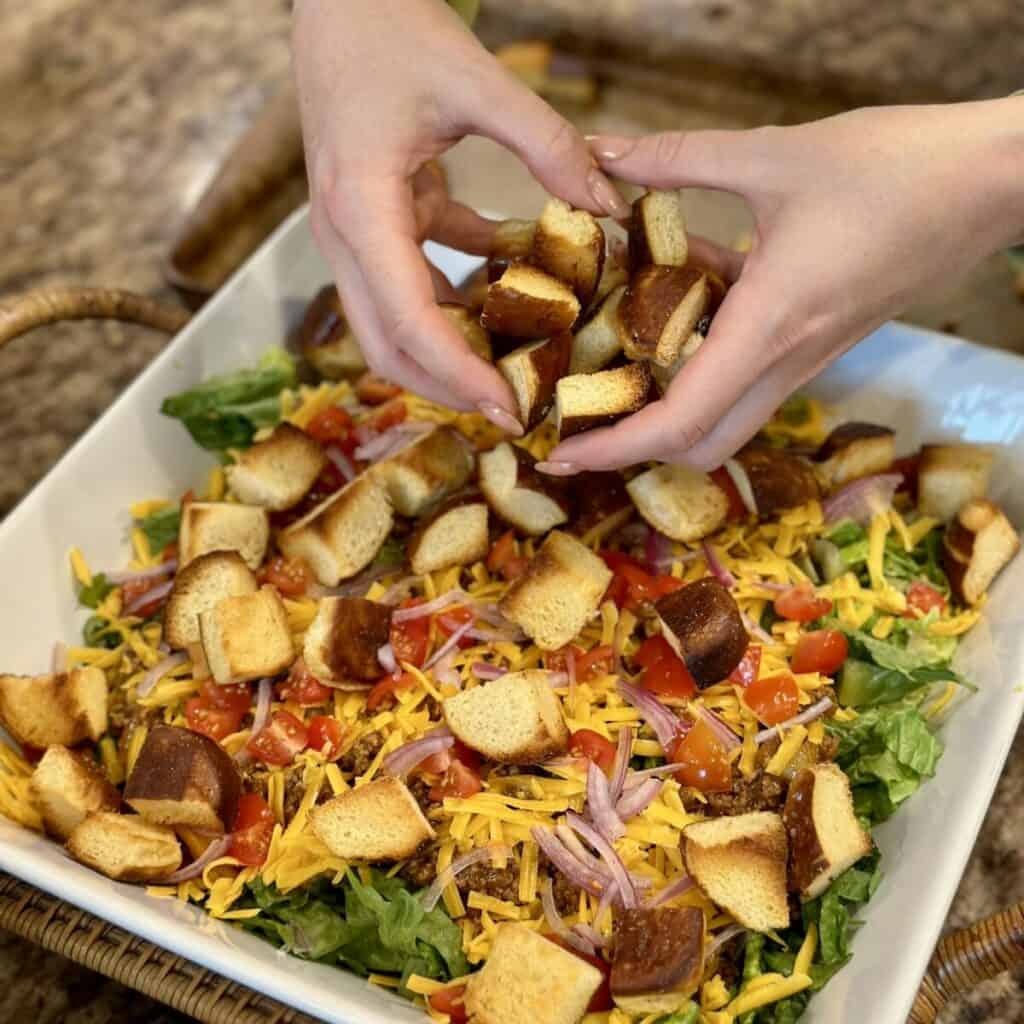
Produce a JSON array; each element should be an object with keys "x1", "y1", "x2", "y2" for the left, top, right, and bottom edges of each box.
[{"x1": 1, "y1": 2, "x2": 1023, "y2": 1021}]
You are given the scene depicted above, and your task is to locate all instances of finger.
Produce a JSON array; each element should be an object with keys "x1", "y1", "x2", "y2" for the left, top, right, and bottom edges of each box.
[
  {"x1": 408, "y1": 162, "x2": 498, "y2": 255},
  {"x1": 687, "y1": 234, "x2": 748, "y2": 284},
  {"x1": 427, "y1": 261, "x2": 462, "y2": 303}
]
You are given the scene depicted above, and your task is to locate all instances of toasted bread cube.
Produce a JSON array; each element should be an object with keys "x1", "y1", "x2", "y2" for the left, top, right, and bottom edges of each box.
[
  {"x1": 225, "y1": 423, "x2": 327, "y2": 511},
  {"x1": 408, "y1": 497, "x2": 490, "y2": 575},
  {"x1": 499, "y1": 531, "x2": 612, "y2": 651},
  {"x1": 279, "y1": 473, "x2": 394, "y2": 586},
  {"x1": 300, "y1": 284, "x2": 367, "y2": 380},
  {"x1": 783, "y1": 763, "x2": 872, "y2": 900},
  {"x1": 569, "y1": 285, "x2": 629, "y2": 375},
  {"x1": 611, "y1": 906, "x2": 704, "y2": 1015},
  {"x1": 459, "y1": 266, "x2": 491, "y2": 313},
  {"x1": 555, "y1": 363, "x2": 653, "y2": 439},
  {"x1": 683, "y1": 812, "x2": 790, "y2": 932},
  {"x1": 943, "y1": 497, "x2": 1020, "y2": 605},
  {"x1": 628, "y1": 189, "x2": 689, "y2": 270},
  {"x1": 371, "y1": 426, "x2": 474, "y2": 517},
  {"x1": 309, "y1": 777, "x2": 435, "y2": 860},
  {"x1": 814, "y1": 422, "x2": 896, "y2": 491},
  {"x1": 571, "y1": 471, "x2": 633, "y2": 540},
  {"x1": 626, "y1": 465, "x2": 729, "y2": 543},
  {"x1": 66, "y1": 812, "x2": 182, "y2": 882},
  {"x1": 489, "y1": 218, "x2": 537, "y2": 264},
  {"x1": 649, "y1": 329, "x2": 707, "y2": 395},
  {"x1": 465, "y1": 922, "x2": 603, "y2": 1024},
  {"x1": 163, "y1": 550, "x2": 258, "y2": 650},
  {"x1": 440, "y1": 303, "x2": 493, "y2": 361},
  {"x1": 497, "y1": 332, "x2": 573, "y2": 431},
  {"x1": 478, "y1": 442, "x2": 569, "y2": 537},
  {"x1": 124, "y1": 724, "x2": 242, "y2": 832},
  {"x1": 530, "y1": 198, "x2": 606, "y2": 308},
  {"x1": 918, "y1": 444, "x2": 994, "y2": 521},
  {"x1": 656, "y1": 578, "x2": 748, "y2": 689},
  {"x1": 199, "y1": 585, "x2": 294, "y2": 684},
  {"x1": 304, "y1": 596, "x2": 392, "y2": 684},
  {"x1": 481, "y1": 264, "x2": 581, "y2": 340},
  {"x1": 0, "y1": 668, "x2": 107, "y2": 749},
  {"x1": 32, "y1": 746, "x2": 120, "y2": 840},
  {"x1": 622, "y1": 265, "x2": 708, "y2": 367},
  {"x1": 178, "y1": 501, "x2": 269, "y2": 570},
  {"x1": 733, "y1": 445, "x2": 820, "y2": 517},
  {"x1": 443, "y1": 670, "x2": 569, "y2": 764},
  {"x1": 593, "y1": 237, "x2": 629, "y2": 307}
]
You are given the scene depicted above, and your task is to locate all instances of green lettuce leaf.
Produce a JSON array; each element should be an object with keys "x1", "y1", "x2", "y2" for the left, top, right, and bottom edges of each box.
[
  {"x1": 657, "y1": 1004, "x2": 700, "y2": 1024},
  {"x1": 78, "y1": 573, "x2": 113, "y2": 609},
  {"x1": 136, "y1": 505, "x2": 181, "y2": 556}
]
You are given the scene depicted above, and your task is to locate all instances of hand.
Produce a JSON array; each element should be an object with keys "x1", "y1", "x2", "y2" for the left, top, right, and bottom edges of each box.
[
  {"x1": 543, "y1": 98, "x2": 1024, "y2": 473},
  {"x1": 292, "y1": 0, "x2": 629, "y2": 432}
]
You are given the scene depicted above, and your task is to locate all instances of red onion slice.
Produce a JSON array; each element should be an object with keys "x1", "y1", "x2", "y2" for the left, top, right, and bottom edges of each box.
[
  {"x1": 644, "y1": 872, "x2": 696, "y2": 909},
  {"x1": 621, "y1": 762, "x2": 687, "y2": 786},
  {"x1": 572, "y1": 922, "x2": 608, "y2": 949},
  {"x1": 540, "y1": 877, "x2": 598, "y2": 957},
  {"x1": 608, "y1": 727, "x2": 633, "y2": 804},
  {"x1": 586, "y1": 761, "x2": 626, "y2": 842},
  {"x1": 566, "y1": 812, "x2": 636, "y2": 908},
  {"x1": 432, "y1": 649, "x2": 461, "y2": 689},
  {"x1": 354, "y1": 421, "x2": 434, "y2": 463},
  {"x1": 531, "y1": 827, "x2": 608, "y2": 897},
  {"x1": 755, "y1": 695, "x2": 834, "y2": 744},
  {"x1": 421, "y1": 843, "x2": 512, "y2": 912},
  {"x1": 377, "y1": 643, "x2": 397, "y2": 675},
  {"x1": 393, "y1": 589, "x2": 467, "y2": 622},
  {"x1": 615, "y1": 778, "x2": 663, "y2": 821},
  {"x1": 324, "y1": 445, "x2": 357, "y2": 482},
  {"x1": 425, "y1": 619, "x2": 474, "y2": 670},
  {"x1": 723, "y1": 459, "x2": 758, "y2": 516},
  {"x1": 707, "y1": 922, "x2": 747, "y2": 957},
  {"x1": 105, "y1": 560, "x2": 178, "y2": 585},
  {"x1": 822, "y1": 472, "x2": 903, "y2": 526},
  {"x1": 316, "y1": 564, "x2": 405, "y2": 600},
  {"x1": 136, "y1": 651, "x2": 189, "y2": 698},
  {"x1": 645, "y1": 528, "x2": 675, "y2": 572},
  {"x1": 702, "y1": 541, "x2": 737, "y2": 589},
  {"x1": 248, "y1": 677, "x2": 274, "y2": 737},
  {"x1": 383, "y1": 727, "x2": 455, "y2": 780},
  {"x1": 556, "y1": 824, "x2": 611, "y2": 879},
  {"x1": 693, "y1": 705, "x2": 741, "y2": 751},
  {"x1": 471, "y1": 663, "x2": 507, "y2": 681},
  {"x1": 741, "y1": 610, "x2": 774, "y2": 644},
  {"x1": 617, "y1": 679, "x2": 683, "y2": 752},
  {"x1": 123, "y1": 578, "x2": 174, "y2": 616},
  {"x1": 464, "y1": 625, "x2": 527, "y2": 644},
  {"x1": 161, "y1": 836, "x2": 232, "y2": 884},
  {"x1": 545, "y1": 671, "x2": 570, "y2": 688}
]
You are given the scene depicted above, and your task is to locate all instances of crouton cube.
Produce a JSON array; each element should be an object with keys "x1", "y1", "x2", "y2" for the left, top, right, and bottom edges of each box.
[
  {"x1": 66, "y1": 812, "x2": 182, "y2": 882},
  {"x1": 489, "y1": 219, "x2": 537, "y2": 265},
  {"x1": 198, "y1": 586, "x2": 294, "y2": 684},
  {"x1": 733, "y1": 445, "x2": 820, "y2": 517},
  {"x1": 918, "y1": 444, "x2": 994, "y2": 521},
  {"x1": 303, "y1": 597, "x2": 392, "y2": 684},
  {"x1": 163, "y1": 550, "x2": 258, "y2": 650},
  {"x1": 478, "y1": 442, "x2": 569, "y2": 537},
  {"x1": 225, "y1": 423, "x2": 327, "y2": 511},
  {"x1": 497, "y1": 332, "x2": 573, "y2": 431},
  {"x1": 628, "y1": 189, "x2": 689, "y2": 269},
  {"x1": 482, "y1": 264, "x2": 581, "y2": 340},
  {"x1": 300, "y1": 284, "x2": 367, "y2": 380},
  {"x1": 626, "y1": 465, "x2": 729, "y2": 543},
  {"x1": 622, "y1": 265, "x2": 708, "y2": 368},
  {"x1": 440, "y1": 303, "x2": 493, "y2": 361},
  {"x1": 943, "y1": 497, "x2": 1020, "y2": 605},
  {"x1": 408, "y1": 496, "x2": 490, "y2": 575},
  {"x1": 569, "y1": 285, "x2": 629, "y2": 375},
  {"x1": 371, "y1": 426, "x2": 474, "y2": 517},
  {"x1": 0, "y1": 668, "x2": 107, "y2": 749},
  {"x1": 592, "y1": 237, "x2": 628, "y2": 307},
  {"x1": 530, "y1": 198, "x2": 606, "y2": 308},
  {"x1": 814, "y1": 422, "x2": 896, "y2": 491},
  {"x1": 32, "y1": 745, "x2": 120, "y2": 840},
  {"x1": 178, "y1": 501, "x2": 270, "y2": 570},
  {"x1": 555, "y1": 363, "x2": 653, "y2": 439}
]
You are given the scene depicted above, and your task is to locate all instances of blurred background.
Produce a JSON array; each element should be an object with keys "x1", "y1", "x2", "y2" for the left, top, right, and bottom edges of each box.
[{"x1": 1, "y1": 1, "x2": 1023, "y2": 1020}]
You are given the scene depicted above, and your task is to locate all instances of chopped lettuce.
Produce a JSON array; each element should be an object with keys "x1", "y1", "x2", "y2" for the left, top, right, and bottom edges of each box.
[
  {"x1": 136, "y1": 505, "x2": 181, "y2": 556},
  {"x1": 78, "y1": 573, "x2": 113, "y2": 609},
  {"x1": 82, "y1": 615, "x2": 121, "y2": 649},
  {"x1": 657, "y1": 1004, "x2": 700, "y2": 1023}
]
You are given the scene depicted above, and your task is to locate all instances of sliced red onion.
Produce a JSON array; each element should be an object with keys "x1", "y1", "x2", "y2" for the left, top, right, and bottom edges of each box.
[
  {"x1": 383, "y1": 726, "x2": 455, "y2": 780},
  {"x1": 249, "y1": 677, "x2": 274, "y2": 737},
  {"x1": 52, "y1": 642, "x2": 67, "y2": 673},
  {"x1": 755, "y1": 580, "x2": 790, "y2": 593},
  {"x1": 556, "y1": 824, "x2": 611, "y2": 879},
  {"x1": 707, "y1": 922, "x2": 747, "y2": 957},
  {"x1": 595, "y1": 883, "x2": 617, "y2": 929},
  {"x1": 645, "y1": 528, "x2": 675, "y2": 572},
  {"x1": 545, "y1": 671, "x2": 570, "y2": 687},
  {"x1": 471, "y1": 663, "x2": 507, "y2": 681},
  {"x1": 421, "y1": 843, "x2": 511, "y2": 912},
  {"x1": 693, "y1": 705, "x2": 741, "y2": 751},
  {"x1": 377, "y1": 643, "x2": 397, "y2": 675},
  {"x1": 432, "y1": 648, "x2": 461, "y2": 689},
  {"x1": 105, "y1": 559, "x2": 178, "y2": 585},
  {"x1": 324, "y1": 445, "x2": 357, "y2": 482},
  {"x1": 531, "y1": 827, "x2": 608, "y2": 897},
  {"x1": 608, "y1": 727, "x2": 633, "y2": 804},
  {"x1": 615, "y1": 778, "x2": 663, "y2": 821},
  {"x1": 723, "y1": 459, "x2": 758, "y2": 516},
  {"x1": 540, "y1": 877, "x2": 599, "y2": 956},
  {"x1": 317, "y1": 564, "x2": 405, "y2": 599},
  {"x1": 380, "y1": 575, "x2": 419, "y2": 604},
  {"x1": 123, "y1": 578, "x2": 174, "y2": 616},
  {"x1": 472, "y1": 603, "x2": 518, "y2": 629},
  {"x1": 702, "y1": 540, "x2": 737, "y2": 589},
  {"x1": 572, "y1": 922, "x2": 609, "y2": 949},
  {"x1": 354, "y1": 421, "x2": 434, "y2": 463},
  {"x1": 566, "y1": 812, "x2": 636, "y2": 909},
  {"x1": 425, "y1": 619, "x2": 474, "y2": 670},
  {"x1": 741, "y1": 610, "x2": 774, "y2": 644},
  {"x1": 617, "y1": 679, "x2": 683, "y2": 752},
  {"x1": 464, "y1": 625, "x2": 527, "y2": 644},
  {"x1": 755, "y1": 696, "x2": 834, "y2": 744},
  {"x1": 586, "y1": 761, "x2": 626, "y2": 842},
  {"x1": 823, "y1": 472, "x2": 903, "y2": 526},
  {"x1": 644, "y1": 872, "x2": 695, "y2": 909},
  {"x1": 622, "y1": 763, "x2": 687, "y2": 786},
  {"x1": 392, "y1": 589, "x2": 467, "y2": 622},
  {"x1": 161, "y1": 836, "x2": 232, "y2": 884},
  {"x1": 136, "y1": 651, "x2": 189, "y2": 698}
]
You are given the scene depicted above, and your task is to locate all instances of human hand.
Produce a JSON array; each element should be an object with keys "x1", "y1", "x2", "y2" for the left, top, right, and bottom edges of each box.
[
  {"x1": 543, "y1": 98, "x2": 1024, "y2": 473},
  {"x1": 292, "y1": 0, "x2": 629, "y2": 432}
]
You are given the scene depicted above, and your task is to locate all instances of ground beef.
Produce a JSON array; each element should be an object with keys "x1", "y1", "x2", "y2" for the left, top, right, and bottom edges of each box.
[
  {"x1": 240, "y1": 763, "x2": 326, "y2": 824},
  {"x1": 423, "y1": 695, "x2": 443, "y2": 721},
  {"x1": 400, "y1": 844, "x2": 438, "y2": 889},
  {"x1": 701, "y1": 772, "x2": 787, "y2": 817},
  {"x1": 407, "y1": 775, "x2": 437, "y2": 814},
  {"x1": 819, "y1": 732, "x2": 840, "y2": 762},
  {"x1": 456, "y1": 862, "x2": 520, "y2": 902},
  {"x1": 338, "y1": 730, "x2": 384, "y2": 775}
]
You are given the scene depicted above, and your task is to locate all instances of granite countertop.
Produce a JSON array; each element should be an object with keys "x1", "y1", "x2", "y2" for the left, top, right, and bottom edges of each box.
[{"x1": 2, "y1": 1, "x2": 1023, "y2": 1021}]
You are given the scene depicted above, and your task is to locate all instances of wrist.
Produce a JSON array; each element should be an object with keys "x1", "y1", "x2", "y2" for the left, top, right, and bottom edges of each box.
[{"x1": 974, "y1": 96, "x2": 1024, "y2": 249}]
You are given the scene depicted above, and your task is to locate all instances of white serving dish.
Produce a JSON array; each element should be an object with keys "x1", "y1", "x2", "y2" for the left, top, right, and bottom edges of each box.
[{"x1": 1, "y1": 205, "x2": 1023, "y2": 1024}]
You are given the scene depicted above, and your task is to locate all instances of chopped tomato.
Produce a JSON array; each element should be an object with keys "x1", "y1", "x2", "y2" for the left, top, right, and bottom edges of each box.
[
  {"x1": 429, "y1": 758, "x2": 482, "y2": 802},
  {"x1": 569, "y1": 729, "x2": 617, "y2": 773},
  {"x1": 259, "y1": 555, "x2": 313, "y2": 597},
  {"x1": 892, "y1": 453, "x2": 920, "y2": 498},
  {"x1": 364, "y1": 397, "x2": 407, "y2": 433},
  {"x1": 200, "y1": 679, "x2": 252, "y2": 715},
  {"x1": 635, "y1": 635, "x2": 697, "y2": 700},
  {"x1": 575, "y1": 645, "x2": 615, "y2": 681},
  {"x1": 436, "y1": 606, "x2": 476, "y2": 647},
  {"x1": 710, "y1": 466, "x2": 748, "y2": 521},
  {"x1": 487, "y1": 530, "x2": 528, "y2": 581},
  {"x1": 670, "y1": 720, "x2": 732, "y2": 793},
  {"x1": 791, "y1": 630, "x2": 849, "y2": 675},
  {"x1": 120, "y1": 577, "x2": 169, "y2": 618},
  {"x1": 774, "y1": 583, "x2": 832, "y2": 623},
  {"x1": 246, "y1": 710, "x2": 309, "y2": 766},
  {"x1": 355, "y1": 373, "x2": 402, "y2": 405},
  {"x1": 390, "y1": 599, "x2": 430, "y2": 667},
  {"x1": 428, "y1": 985, "x2": 469, "y2": 1023},
  {"x1": 276, "y1": 657, "x2": 334, "y2": 707},
  {"x1": 228, "y1": 793, "x2": 275, "y2": 866},
  {"x1": 305, "y1": 405, "x2": 353, "y2": 446},
  {"x1": 161, "y1": 541, "x2": 179, "y2": 563},
  {"x1": 544, "y1": 645, "x2": 583, "y2": 674},
  {"x1": 543, "y1": 937, "x2": 613, "y2": 1012},
  {"x1": 905, "y1": 580, "x2": 947, "y2": 617},
  {"x1": 744, "y1": 673, "x2": 801, "y2": 726},
  {"x1": 185, "y1": 697, "x2": 244, "y2": 742},
  {"x1": 365, "y1": 671, "x2": 417, "y2": 711},
  {"x1": 601, "y1": 551, "x2": 682, "y2": 609},
  {"x1": 729, "y1": 645, "x2": 761, "y2": 687},
  {"x1": 307, "y1": 715, "x2": 345, "y2": 760}
]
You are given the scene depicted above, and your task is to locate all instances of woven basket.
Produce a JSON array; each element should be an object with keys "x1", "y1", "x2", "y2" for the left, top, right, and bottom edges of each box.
[{"x1": 1, "y1": 288, "x2": 1024, "y2": 1023}]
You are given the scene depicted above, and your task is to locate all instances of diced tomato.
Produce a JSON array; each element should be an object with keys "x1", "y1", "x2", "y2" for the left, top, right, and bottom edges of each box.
[
  {"x1": 729, "y1": 645, "x2": 761, "y2": 687},
  {"x1": 774, "y1": 583, "x2": 832, "y2": 623},
  {"x1": 121, "y1": 577, "x2": 169, "y2": 618},
  {"x1": 710, "y1": 466, "x2": 748, "y2": 521},
  {"x1": 487, "y1": 530, "x2": 528, "y2": 581},
  {"x1": 228, "y1": 793, "x2": 275, "y2": 866},
  {"x1": 259, "y1": 555, "x2": 313, "y2": 597},
  {"x1": 246, "y1": 710, "x2": 309, "y2": 766},
  {"x1": 905, "y1": 580, "x2": 947, "y2": 617},
  {"x1": 542, "y1": 937, "x2": 613, "y2": 1012},
  {"x1": 276, "y1": 657, "x2": 334, "y2": 707},
  {"x1": 429, "y1": 758, "x2": 482, "y2": 802},
  {"x1": 791, "y1": 630, "x2": 849, "y2": 675},
  {"x1": 892, "y1": 453, "x2": 920, "y2": 498},
  {"x1": 569, "y1": 729, "x2": 617, "y2": 773},
  {"x1": 744, "y1": 673, "x2": 801, "y2": 726},
  {"x1": 670, "y1": 720, "x2": 733, "y2": 793},
  {"x1": 635, "y1": 635, "x2": 697, "y2": 700},
  {"x1": 162, "y1": 541, "x2": 179, "y2": 563},
  {"x1": 200, "y1": 679, "x2": 252, "y2": 715},
  {"x1": 365, "y1": 671, "x2": 417, "y2": 711},
  {"x1": 389, "y1": 599, "x2": 431, "y2": 667},
  {"x1": 185, "y1": 697, "x2": 244, "y2": 742},
  {"x1": 575, "y1": 645, "x2": 615, "y2": 681},
  {"x1": 364, "y1": 397, "x2": 407, "y2": 433},
  {"x1": 428, "y1": 985, "x2": 469, "y2": 1023},
  {"x1": 305, "y1": 406, "x2": 354, "y2": 446},
  {"x1": 600, "y1": 551, "x2": 681, "y2": 609},
  {"x1": 544, "y1": 645, "x2": 582, "y2": 674},
  {"x1": 436, "y1": 606, "x2": 476, "y2": 647},
  {"x1": 355, "y1": 373, "x2": 402, "y2": 405},
  {"x1": 307, "y1": 715, "x2": 346, "y2": 760}
]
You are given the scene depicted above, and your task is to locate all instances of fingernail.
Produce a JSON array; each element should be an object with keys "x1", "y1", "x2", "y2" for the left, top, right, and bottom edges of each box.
[
  {"x1": 477, "y1": 402, "x2": 524, "y2": 436},
  {"x1": 535, "y1": 460, "x2": 582, "y2": 476},
  {"x1": 587, "y1": 167, "x2": 632, "y2": 221},
  {"x1": 585, "y1": 134, "x2": 636, "y2": 163}
]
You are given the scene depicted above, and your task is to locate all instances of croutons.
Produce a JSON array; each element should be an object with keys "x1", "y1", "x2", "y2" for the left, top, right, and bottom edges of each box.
[
  {"x1": 499, "y1": 531, "x2": 612, "y2": 651},
  {"x1": 783, "y1": 763, "x2": 872, "y2": 900},
  {"x1": 198, "y1": 586, "x2": 294, "y2": 684},
  {"x1": 163, "y1": 550, "x2": 258, "y2": 650},
  {"x1": 464, "y1": 922, "x2": 603, "y2": 1024},
  {"x1": 918, "y1": 444, "x2": 994, "y2": 521},
  {"x1": 593, "y1": 237, "x2": 629, "y2": 307},
  {"x1": 489, "y1": 218, "x2": 537, "y2": 266},
  {"x1": 303, "y1": 597, "x2": 392, "y2": 684},
  {"x1": 555, "y1": 363, "x2": 653, "y2": 439},
  {"x1": 371, "y1": 426, "x2": 474, "y2": 517},
  {"x1": 309, "y1": 777, "x2": 435, "y2": 861},
  {"x1": 178, "y1": 501, "x2": 270, "y2": 570},
  {"x1": 299, "y1": 284, "x2": 367, "y2": 380},
  {"x1": 497, "y1": 333, "x2": 573, "y2": 431},
  {"x1": 530, "y1": 198, "x2": 606, "y2": 308},
  {"x1": 124, "y1": 724, "x2": 242, "y2": 833},
  {"x1": 0, "y1": 668, "x2": 107, "y2": 749},
  {"x1": 408, "y1": 495, "x2": 490, "y2": 575},
  {"x1": 440, "y1": 302, "x2": 493, "y2": 362},
  {"x1": 571, "y1": 470, "x2": 633, "y2": 539},
  {"x1": 943, "y1": 497, "x2": 1020, "y2": 605},
  {"x1": 814, "y1": 422, "x2": 895, "y2": 491},
  {"x1": 655, "y1": 578, "x2": 748, "y2": 689},
  {"x1": 611, "y1": 906, "x2": 705, "y2": 1016},
  {"x1": 569, "y1": 285, "x2": 629, "y2": 375},
  {"x1": 31, "y1": 746, "x2": 120, "y2": 840},
  {"x1": 626, "y1": 465, "x2": 729, "y2": 543},
  {"x1": 443, "y1": 670, "x2": 569, "y2": 764},
  {"x1": 225, "y1": 422, "x2": 327, "y2": 511},
  {"x1": 683, "y1": 812, "x2": 790, "y2": 933},
  {"x1": 279, "y1": 472, "x2": 394, "y2": 586},
  {"x1": 622, "y1": 266, "x2": 708, "y2": 367},
  {"x1": 459, "y1": 265, "x2": 491, "y2": 312},
  {"x1": 481, "y1": 264, "x2": 581, "y2": 340},
  {"x1": 478, "y1": 443, "x2": 569, "y2": 537},
  {"x1": 733, "y1": 445, "x2": 820, "y2": 517},
  {"x1": 628, "y1": 189, "x2": 689, "y2": 269},
  {"x1": 66, "y1": 812, "x2": 182, "y2": 883}
]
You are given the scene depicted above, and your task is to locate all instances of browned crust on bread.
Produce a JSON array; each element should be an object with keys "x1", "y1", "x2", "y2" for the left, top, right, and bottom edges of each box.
[
  {"x1": 164, "y1": 550, "x2": 258, "y2": 649},
  {"x1": 556, "y1": 363, "x2": 654, "y2": 439},
  {"x1": 0, "y1": 668, "x2": 107, "y2": 749},
  {"x1": 628, "y1": 190, "x2": 688, "y2": 270},
  {"x1": 530, "y1": 199, "x2": 606, "y2": 308},
  {"x1": 816, "y1": 421, "x2": 895, "y2": 460},
  {"x1": 299, "y1": 284, "x2": 346, "y2": 351},
  {"x1": 66, "y1": 812, "x2": 183, "y2": 882},
  {"x1": 611, "y1": 906, "x2": 704, "y2": 1001},
  {"x1": 497, "y1": 332, "x2": 573, "y2": 431},
  {"x1": 481, "y1": 263, "x2": 581, "y2": 339},
  {"x1": 735, "y1": 445, "x2": 820, "y2": 516},
  {"x1": 572, "y1": 471, "x2": 632, "y2": 535},
  {"x1": 439, "y1": 302, "x2": 493, "y2": 362},
  {"x1": 622, "y1": 265, "x2": 708, "y2": 366},
  {"x1": 312, "y1": 597, "x2": 392, "y2": 681}
]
